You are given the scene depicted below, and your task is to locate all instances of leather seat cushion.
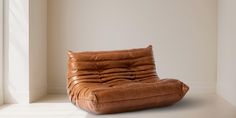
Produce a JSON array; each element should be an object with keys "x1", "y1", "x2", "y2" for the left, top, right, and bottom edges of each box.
[{"x1": 76, "y1": 79, "x2": 188, "y2": 114}]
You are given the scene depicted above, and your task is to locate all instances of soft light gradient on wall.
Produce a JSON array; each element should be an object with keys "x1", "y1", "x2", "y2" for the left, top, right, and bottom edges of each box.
[
  {"x1": 0, "y1": 0, "x2": 3, "y2": 105},
  {"x1": 4, "y1": 0, "x2": 30, "y2": 103},
  {"x1": 3, "y1": 0, "x2": 47, "y2": 103},
  {"x1": 29, "y1": 0, "x2": 47, "y2": 103},
  {"x1": 47, "y1": 0, "x2": 217, "y2": 94},
  {"x1": 217, "y1": 0, "x2": 236, "y2": 107}
]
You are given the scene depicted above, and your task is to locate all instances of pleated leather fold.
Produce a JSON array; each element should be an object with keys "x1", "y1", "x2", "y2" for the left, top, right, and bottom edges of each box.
[{"x1": 67, "y1": 45, "x2": 189, "y2": 114}]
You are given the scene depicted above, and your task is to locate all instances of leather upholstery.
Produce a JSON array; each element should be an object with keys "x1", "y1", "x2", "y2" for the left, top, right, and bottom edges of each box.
[{"x1": 67, "y1": 45, "x2": 189, "y2": 114}]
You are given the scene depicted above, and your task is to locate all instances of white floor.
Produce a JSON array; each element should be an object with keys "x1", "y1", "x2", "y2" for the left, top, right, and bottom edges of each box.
[{"x1": 0, "y1": 93, "x2": 236, "y2": 118}]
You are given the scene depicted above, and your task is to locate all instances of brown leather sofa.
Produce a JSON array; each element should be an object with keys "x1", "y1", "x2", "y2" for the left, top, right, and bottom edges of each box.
[{"x1": 67, "y1": 45, "x2": 189, "y2": 114}]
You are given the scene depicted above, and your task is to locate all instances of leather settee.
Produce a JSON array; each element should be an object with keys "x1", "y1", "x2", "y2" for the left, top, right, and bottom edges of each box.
[{"x1": 67, "y1": 45, "x2": 189, "y2": 114}]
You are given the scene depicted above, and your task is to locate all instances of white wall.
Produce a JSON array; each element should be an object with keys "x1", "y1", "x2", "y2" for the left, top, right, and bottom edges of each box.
[
  {"x1": 29, "y1": 0, "x2": 47, "y2": 102},
  {"x1": 4, "y1": 0, "x2": 30, "y2": 103},
  {"x1": 217, "y1": 0, "x2": 236, "y2": 107},
  {"x1": 48, "y1": 0, "x2": 217, "y2": 94},
  {"x1": 4, "y1": 0, "x2": 47, "y2": 103},
  {"x1": 0, "y1": 0, "x2": 3, "y2": 105}
]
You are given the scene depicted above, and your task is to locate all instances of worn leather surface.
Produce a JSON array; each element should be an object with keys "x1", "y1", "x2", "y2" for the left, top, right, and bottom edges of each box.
[{"x1": 67, "y1": 45, "x2": 189, "y2": 114}]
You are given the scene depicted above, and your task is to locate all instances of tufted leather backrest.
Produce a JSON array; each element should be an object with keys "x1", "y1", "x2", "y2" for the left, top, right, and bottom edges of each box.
[{"x1": 67, "y1": 45, "x2": 159, "y2": 87}]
